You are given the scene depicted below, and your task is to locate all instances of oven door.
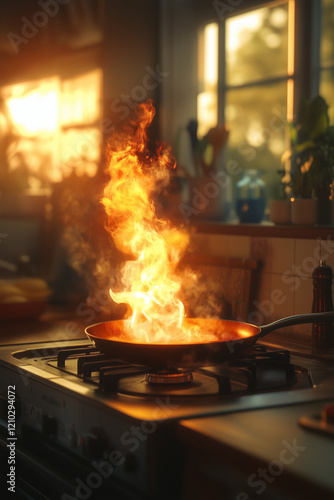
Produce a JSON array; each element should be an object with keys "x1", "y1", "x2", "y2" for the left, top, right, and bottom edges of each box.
[{"x1": 0, "y1": 426, "x2": 146, "y2": 500}]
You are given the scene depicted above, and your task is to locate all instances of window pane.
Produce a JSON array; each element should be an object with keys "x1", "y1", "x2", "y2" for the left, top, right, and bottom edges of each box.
[
  {"x1": 321, "y1": 0, "x2": 334, "y2": 66},
  {"x1": 6, "y1": 136, "x2": 55, "y2": 191},
  {"x1": 225, "y1": 81, "x2": 287, "y2": 202},
  {"x1": 0, "y1": 70, "x2": 102, "y2": 190},
  {"x1": 226, "y1": 4, "x2": 288, "y2": 86},
  {"x1": 2, "y1": 78, "x2": 59, "y2": 137},
  {"x1": 319, "y1": 68, "x2": 334, "y2": 123},
  {"x1": 60, "y1": 69, "x2": 102, "y2": 126},
  {"x1": 57, "y1": 128, "x2": 101, "y2": 179}
]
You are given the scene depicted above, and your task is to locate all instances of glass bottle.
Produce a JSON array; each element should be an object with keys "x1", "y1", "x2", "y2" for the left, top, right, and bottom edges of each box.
[{"x1": 236, "y1": 169, "x2": 266, "y2": 223}]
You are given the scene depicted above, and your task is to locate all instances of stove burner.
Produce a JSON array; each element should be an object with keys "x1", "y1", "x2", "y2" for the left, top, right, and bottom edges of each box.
[
  {"x1": 145, "y1": 370, "x2": 193, "y2": 385},
  {"x1": 37, "y1": 343, "x2": 313, "y2": 397}
]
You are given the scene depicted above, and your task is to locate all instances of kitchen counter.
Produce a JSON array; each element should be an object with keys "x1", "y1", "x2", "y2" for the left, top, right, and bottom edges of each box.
[{"x1": 178, "y1": 398, "x2": 334, "y2": 500}]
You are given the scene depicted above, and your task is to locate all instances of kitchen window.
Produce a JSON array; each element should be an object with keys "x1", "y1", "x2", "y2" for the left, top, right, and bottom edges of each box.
[
  {"x1": 318, "y1": 0, "x2": 334, "y2": 123},
  {"x1": 195, "y1": 0, "x2": 334, "y2": 208},
  {"x1": 198, "y1": 0, "x2": 294, "y2": 203},
  {"x1": 0, "y1": 68, "x2": 102, "y2": 196}
]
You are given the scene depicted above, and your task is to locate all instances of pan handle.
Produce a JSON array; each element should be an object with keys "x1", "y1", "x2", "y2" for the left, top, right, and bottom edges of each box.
[{"x1": 259, "y1": 311, "x2": 334, "y2": 338}]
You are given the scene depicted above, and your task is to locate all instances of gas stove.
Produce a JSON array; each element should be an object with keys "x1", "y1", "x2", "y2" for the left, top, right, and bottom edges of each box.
[{"x1": 0, "y1": 338, "x2": 334, "y2": 500}]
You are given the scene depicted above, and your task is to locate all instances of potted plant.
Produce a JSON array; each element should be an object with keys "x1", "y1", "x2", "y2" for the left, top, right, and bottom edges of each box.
[{"x1": 286, "y1": 95, "x2": 334, "y2": 225}]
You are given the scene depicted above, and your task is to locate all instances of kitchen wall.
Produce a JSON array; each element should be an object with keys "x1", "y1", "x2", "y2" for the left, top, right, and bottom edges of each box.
[
  {"x1": 190, "y1": 232, "x2": 334, "y2": 343},
  {"x1": 103, "y1": 0, "x2": 160, "y2": 136}
]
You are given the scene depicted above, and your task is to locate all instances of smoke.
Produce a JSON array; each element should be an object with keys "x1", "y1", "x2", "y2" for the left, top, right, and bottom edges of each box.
[
  {"x1": 52, "y1": 171, "x2": 126, "y2": 316},
  {"x1": 56, "y1": 102, "x2": 228, "y2": 327},
  {"x1": 179, "y1": 265, "x2": 230, "y2": 320}
]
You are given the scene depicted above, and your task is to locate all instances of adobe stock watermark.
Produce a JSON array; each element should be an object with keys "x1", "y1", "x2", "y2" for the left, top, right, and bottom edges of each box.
[
  {"x1": 178, "y1": 160, "x2": 241, "y2": 223},
  {"x1": 213, "y1": 0, "x2": 244, "y2": 21},
  {"x1": 7, "y1": 0, "x2": 71, "y2": 54},
  {"x1": 45, "y1": 287, "x2": 112, "y2": 344},
  {"x1": 53, "y1": 64, "x2": 169, "y2": 176},
  {"x1": 179, "y1": 105, "x2": 288, "y2": 223},
  {"x1": 236, "y1": 107, "x2": 288, "y2": 163},
  {"x1": 226, "y1": 237, "x2": 334, "y2": 354},
  {"x1": 61, "y1": 397, "x2": 180, "y2": 500},
  {"x1": 236, "y1": 438, "x2": 306, "y2": 499},
  {"x1": 248, "y1": 237, "x2": 334, "y2": 327},
  {"x1": 107, "y1": 65, "x2": 170, "y2": 122},
  {"x1": 14, "y1": 286, "x2": 112, "y2": 389}
]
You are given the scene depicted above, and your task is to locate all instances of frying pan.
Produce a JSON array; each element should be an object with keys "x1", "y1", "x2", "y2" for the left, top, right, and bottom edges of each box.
[{"x1": 85, "y1": 312, "x2": 334, "y2": 369}]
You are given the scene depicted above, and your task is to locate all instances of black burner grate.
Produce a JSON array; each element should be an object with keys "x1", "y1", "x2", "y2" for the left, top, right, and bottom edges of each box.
[
  {"x1": 51, "y1": 344, "x2": 310, "y2": 396},
  {"x1": 198, "y1": 348, "x2": 297, "y2": 395}
]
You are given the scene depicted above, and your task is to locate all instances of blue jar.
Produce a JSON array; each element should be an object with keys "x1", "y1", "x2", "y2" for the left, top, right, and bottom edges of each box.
[{"x1": 236, "y1": 169, "x2": 266, "y2": 223}]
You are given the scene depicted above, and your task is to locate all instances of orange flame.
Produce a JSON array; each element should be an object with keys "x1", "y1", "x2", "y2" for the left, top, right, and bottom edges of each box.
[
  {"x1": 102, "y1": 101, "x2": 203, "y2": 343},
  {"x1": 102, "y1": 101, "x2": 223, "y2": 344}
]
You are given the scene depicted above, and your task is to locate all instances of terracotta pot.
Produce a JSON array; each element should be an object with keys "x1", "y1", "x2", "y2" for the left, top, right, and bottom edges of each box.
[
  {"x1": 291, "y1": 198, "x2": 318, "y2": 225},
  {"x1": 269, "y1": 199, "x2": 291, "y2": 225}
]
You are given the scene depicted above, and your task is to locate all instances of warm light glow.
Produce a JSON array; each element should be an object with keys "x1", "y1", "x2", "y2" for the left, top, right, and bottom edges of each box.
[
  {"x1": 1, "y1": 70, "x2": 102, "y2": 185},
  {"x1": 197, "y1": 23, "x2": 218, "y2": 137},
  {"x1": 287, "y1": 78, "x2": 294, "y2": 122},
  {"x1": 197, "y1": 91, "x2": 218, "y2": 138},
  {"x1": 237, "y1": 328, "x2": 252, "y2": 338},
  {"x1": 102, "y1": 101, "x2": 221, "y2": 344},
  {"x1": 301, "y1": 156, "x2": 313, "y2": 173},
  {"x1": 287, "y1": 0, "x2": 295, "y2": 76},
  {"x1": 226, "y1": 11, "x2": 264, "y2": 55},
  {"x1": 60, "y1": 70, "x2": 102, "y2": 126},
  {"x1": 7, "y1": 86, "x2": 58, "y2": 135},
  {"x1": 204, "y1": 23, "x2": 218, "y2": 87},
  {"x1": 287, "y1": 0, "x2": 295, "y2": 122}
]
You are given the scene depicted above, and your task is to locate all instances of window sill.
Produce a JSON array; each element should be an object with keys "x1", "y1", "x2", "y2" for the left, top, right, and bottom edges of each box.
[{"x1": 190, "y1": 221, "x2": 334, "y2": 240}]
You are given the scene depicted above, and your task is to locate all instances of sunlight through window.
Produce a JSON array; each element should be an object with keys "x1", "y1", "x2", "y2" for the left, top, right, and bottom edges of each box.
[
  {"x1": 1, "y1": 70, "x2": 102, "y2": 189},
  {"x1": 197, "y1": 23, "x2": 218, "y2": 138}
]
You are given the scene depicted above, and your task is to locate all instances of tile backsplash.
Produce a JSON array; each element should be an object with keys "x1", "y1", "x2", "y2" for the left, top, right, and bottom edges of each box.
[{"x1": 191, "y1": 233, "x2": 334, "y2": 343}]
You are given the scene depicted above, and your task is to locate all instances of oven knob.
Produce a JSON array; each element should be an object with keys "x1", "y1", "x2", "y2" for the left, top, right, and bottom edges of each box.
[
  {"x1": 42, "y1": 414, "x2": 57, "y2": 437},
  {"x1": 82, "y1": 427, "x2": 108, "y2": 459}
]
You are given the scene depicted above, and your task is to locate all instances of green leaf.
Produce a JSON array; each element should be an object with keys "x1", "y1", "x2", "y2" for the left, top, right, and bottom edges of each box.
[
  {"x1": 309, "y1": 113, "x2": 329, "y2": 140},
  {"x1": 309, "y1": 95, "x2": 329, "y2": 132},
  {"x1": 289, "y1": 123, "x2": 298, "y2": 146},
  {"x1": 296, "y1": 95, "x2": 329, "y2": 140},
  {"x1": 295, "y1": 140, "x2": 315, "y2": 153}
]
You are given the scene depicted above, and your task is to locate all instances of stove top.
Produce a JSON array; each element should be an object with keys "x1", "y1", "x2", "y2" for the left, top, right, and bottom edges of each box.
[
  {"x1": 13, "y1": 340, "x2": 316, "y2": 396},
  {"x1": 1, "y1": 338, "x2": 334, "y2": 500},
  {"x1": 1, "y1": 339, "x2": 334, "y2": 419}
]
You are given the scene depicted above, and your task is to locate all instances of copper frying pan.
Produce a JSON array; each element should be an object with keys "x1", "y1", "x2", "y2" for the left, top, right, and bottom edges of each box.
[{"x1": 85, "y1": 312, "x2": 334, "y2": 369}]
